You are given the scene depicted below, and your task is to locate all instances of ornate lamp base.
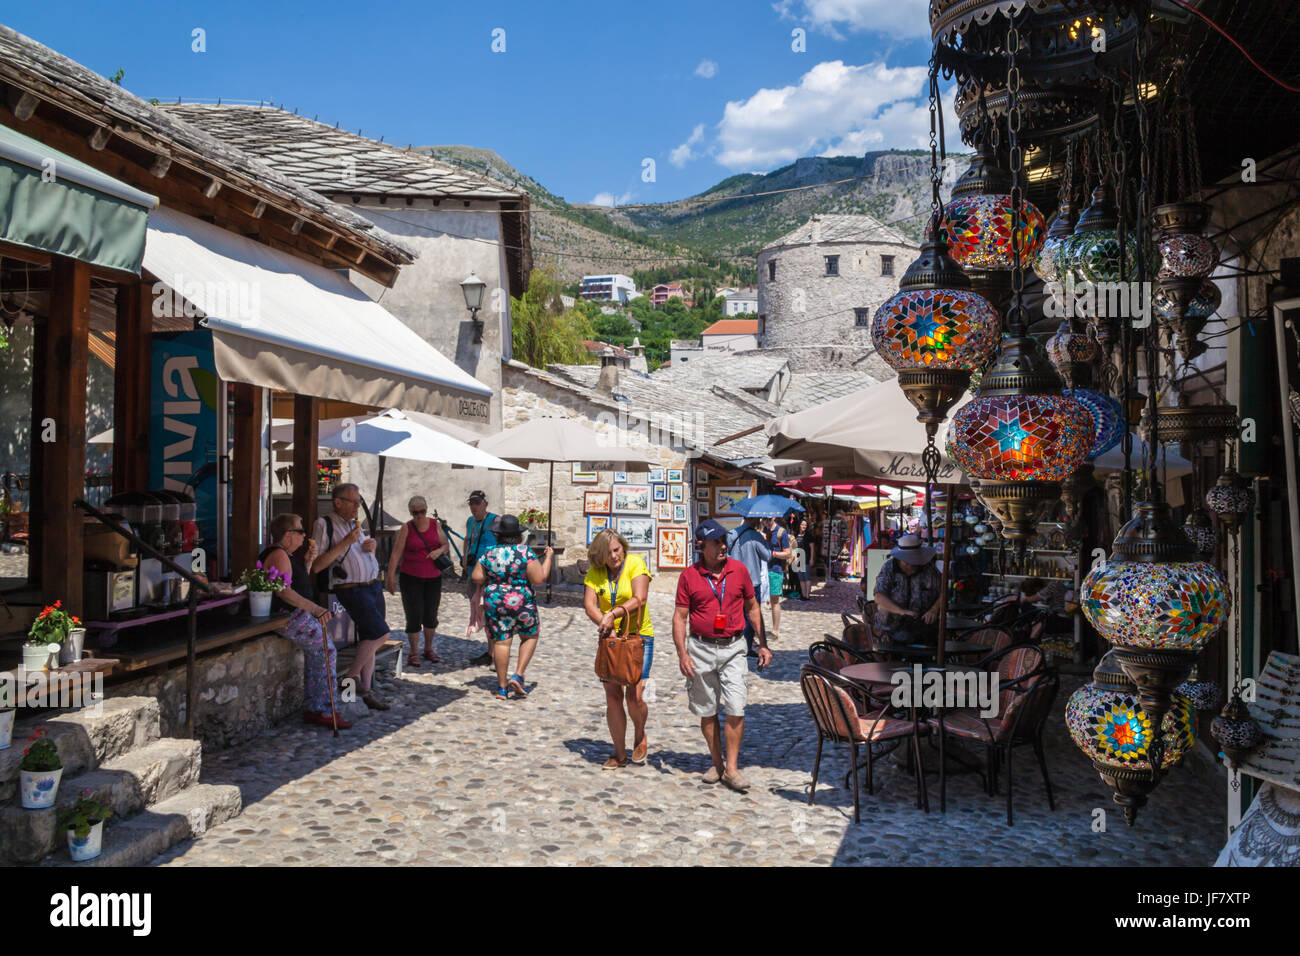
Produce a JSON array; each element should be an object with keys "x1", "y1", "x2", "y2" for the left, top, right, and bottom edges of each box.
[
  {"x1": 897, "y1": 367, "x2": 971, "y2": 432},
  {"x1": 1111, "y1": 645, "x2": 1198, "y2": 769},
  {"x1": 974, "y1": 480, "x2": 1060, "y2": 541},
  {"x1": 1094, "y1": 762, "x2": 1160, "y2": 826}
]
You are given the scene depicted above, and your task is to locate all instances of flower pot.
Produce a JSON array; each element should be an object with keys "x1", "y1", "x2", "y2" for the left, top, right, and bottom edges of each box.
[
  {"x1": 248, "y1": 590, "x2": 273, "y2": 617},
  {"x1": 67, "y1": 820, "x2": 104, "y2": 862},
  {"x1": 0, "y1": 710, "x2": 13, "y2": 750},
  {"x1": 21, "y1": 643, "x2": 59, "y2": 672},
  {"x1": 20, "y1": 767, "x2": 62, "y2": 809},
  {"x1": 58, "y1": 628, "x2": 86, "y2": 665}
]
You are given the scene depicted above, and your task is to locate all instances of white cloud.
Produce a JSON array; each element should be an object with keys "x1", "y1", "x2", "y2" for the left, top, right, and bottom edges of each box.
[
  {"x1": 590, "y1": 191, "x2": 634, "y2": 207},
  {"x1": 774, "y1": 0, "x2": 932, "y2": 40},
  {"x1": 669, "y1": 124, "x2": 707, "y2": 168},
  {"x1": 695, "y1": 59, "x2": 719, "y2": 79},
  {"x1": 715, "y1": 59, "x2": 955, "y2": 170}
]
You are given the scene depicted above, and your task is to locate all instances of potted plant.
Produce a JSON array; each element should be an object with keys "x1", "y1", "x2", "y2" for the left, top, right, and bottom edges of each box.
[
  {"x1": 0, "y1": 705, "x2": 13, "y2": 751},
  {"x1": 239, "y1": 561, "x2": 287, "y2": 617},
  {"x1": 60, "y1": 790, "x2": 111, "y2": 861},
  {"x1": 26, "y1": 601, "x2": 80, "y2": 669},
  {"x1": 19, "y1": 727, "x2": 62, "y2": 809}
]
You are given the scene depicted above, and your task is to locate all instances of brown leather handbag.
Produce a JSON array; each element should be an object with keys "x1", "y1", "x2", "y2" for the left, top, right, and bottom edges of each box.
[{"x1": 594, "y1": 609, "x2": 644, "y2": 685}]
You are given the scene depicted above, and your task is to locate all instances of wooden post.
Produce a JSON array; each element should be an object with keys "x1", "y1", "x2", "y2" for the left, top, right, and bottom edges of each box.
[
  {"x1": 112, "y1": 279, "x2": 152, "y2": 494},
  {"x1": 36, "y1": 256, "x2": 91, "y2": 615},
  {"x1": 229, "y1": 383, "x2": 263, "y2": 577},
  {"x1": 291, "y1": 394, "x2": 319, "y2": 533}
]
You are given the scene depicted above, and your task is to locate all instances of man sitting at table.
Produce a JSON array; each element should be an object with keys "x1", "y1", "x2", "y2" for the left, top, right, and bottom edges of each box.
[{"x1": 871, "y1": 534, "x2": 943, "y2": 645}]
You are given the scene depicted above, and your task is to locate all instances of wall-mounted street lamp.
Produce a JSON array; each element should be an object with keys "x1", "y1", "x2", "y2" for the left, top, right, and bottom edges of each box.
[{"x1": 460, "y1": 272, "x2": 487, "y2": 344}]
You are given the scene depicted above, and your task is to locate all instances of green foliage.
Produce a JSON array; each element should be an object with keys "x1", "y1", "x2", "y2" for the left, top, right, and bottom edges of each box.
[
  {"x1": 20, "y1": 728, "x2": 61, "y2": 772},
  {"x1": 60, "y1": 791, "x2": 111, "y2": 838},
  {"x1": 109, "y1": 68, "x2": 124, "y2": 85},
  {"x1": 511, "y1": 269, "x2": 595, "y2": 368}
]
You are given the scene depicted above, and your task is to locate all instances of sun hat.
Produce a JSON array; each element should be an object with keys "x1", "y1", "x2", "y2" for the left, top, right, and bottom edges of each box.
[
  {"x1": 890, "y1": 534, "x2": 936, "y2": 565},
  {"x1": 490, "y1": 514, "x2": 522, "y2": 539}
]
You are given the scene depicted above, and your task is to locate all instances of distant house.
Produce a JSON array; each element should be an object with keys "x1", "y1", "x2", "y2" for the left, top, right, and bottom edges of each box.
[
  {"x1": 651, "y1": 282, "x2": 691, "y2": 307},
  {"x1": 670, "y1": 339, "x2": 704, "y2": 365},
  {"x1": 580, "y1": 274, "x2": 636, "y2": 303},
  {"x1": 722, "y1": 287, "x2": 758, "y2": 316},
  {"x1": 701, "y1": 318, "x2": 759, "y2": 352}
]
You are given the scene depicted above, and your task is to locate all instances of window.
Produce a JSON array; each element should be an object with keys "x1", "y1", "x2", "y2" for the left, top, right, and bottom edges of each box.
[
  {"x1": 881, "y1": 255, "x2": 895, "y2": 277},
  {"x1": 854, "y1": 308, "x2": 871, "y2": 328},
  {"x1": 767, "y1": 260, "x2": 777, "y2": 282},
  {"x1": 825, "y1": 255, "x2": 839, "y2": 276}
]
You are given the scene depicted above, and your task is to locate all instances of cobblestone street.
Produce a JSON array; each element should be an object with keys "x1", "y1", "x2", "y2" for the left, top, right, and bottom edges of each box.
[{"x1": 155, "y1": 580, "x2": 1226, "y2": 866}]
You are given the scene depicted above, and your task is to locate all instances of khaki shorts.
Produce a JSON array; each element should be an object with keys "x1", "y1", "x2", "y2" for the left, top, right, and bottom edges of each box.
[{"x1": 685, "y1": 636, "x2": 749, "y2": 718}]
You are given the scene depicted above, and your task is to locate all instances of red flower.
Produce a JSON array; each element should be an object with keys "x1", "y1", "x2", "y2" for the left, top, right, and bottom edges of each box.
[{"x1": 54, "y1": 600, "x2": 61, "y2": 608}]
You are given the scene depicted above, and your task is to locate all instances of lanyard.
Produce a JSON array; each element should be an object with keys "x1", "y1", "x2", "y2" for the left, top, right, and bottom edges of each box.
[
  {"x1": 605, "y1": 561, "x2": 625, "y2": 611},
  {"x1": 703, "y1": 569, "x2": 727, "y2": 612}
]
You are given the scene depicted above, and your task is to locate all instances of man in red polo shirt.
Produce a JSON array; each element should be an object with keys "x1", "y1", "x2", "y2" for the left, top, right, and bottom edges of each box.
[{"x1": 674, "y1": 519, "x2": 771, "y2": 792}]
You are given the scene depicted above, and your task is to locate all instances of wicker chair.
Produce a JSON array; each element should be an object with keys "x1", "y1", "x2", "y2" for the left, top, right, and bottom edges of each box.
[
  {"x1": 799, "y1": 664, "x2": 929, "y2": 821},
  {"x1": 926, "y1": 644, "x2": 1059, "y2": 824},
  {"x1": 963, "y1": 627, "x2": 1013, "y2": 666}
]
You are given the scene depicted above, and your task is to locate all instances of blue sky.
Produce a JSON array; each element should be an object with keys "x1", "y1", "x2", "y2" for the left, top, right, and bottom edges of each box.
[{"x1": 5, "y1": 0, "x2": 948, "y2": 205}]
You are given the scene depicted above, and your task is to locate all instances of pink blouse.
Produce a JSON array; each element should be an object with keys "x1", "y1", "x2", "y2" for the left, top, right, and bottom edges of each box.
[{"x1": 399, "y1": 520, "x2": 442, "y2": 578}]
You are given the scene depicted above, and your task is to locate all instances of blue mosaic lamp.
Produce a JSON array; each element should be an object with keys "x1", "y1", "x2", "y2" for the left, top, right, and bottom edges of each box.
[{"x1": 1064, "y1": 388, "x2": 1125, "y2": 459}]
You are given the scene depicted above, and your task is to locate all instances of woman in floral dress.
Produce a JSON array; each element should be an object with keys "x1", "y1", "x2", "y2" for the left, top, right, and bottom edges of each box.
[{"x1": 471, "y1": 514, "x2": 554, "y2": 700}]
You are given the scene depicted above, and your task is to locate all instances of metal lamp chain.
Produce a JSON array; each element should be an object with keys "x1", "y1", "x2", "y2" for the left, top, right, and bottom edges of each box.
[{"x1": 1006, "y1": 17, "x2": 1024, "y2": 336}]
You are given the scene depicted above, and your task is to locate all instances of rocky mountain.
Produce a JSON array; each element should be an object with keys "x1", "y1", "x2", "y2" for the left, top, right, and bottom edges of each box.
[{"x1": 417, "y1": 145, "x2": 966, "y2": 285}]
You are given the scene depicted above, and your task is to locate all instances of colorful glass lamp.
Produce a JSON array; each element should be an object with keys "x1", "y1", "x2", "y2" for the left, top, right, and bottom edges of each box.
[
  {"x1": 1065, "y1": 388, "x2": 1125, "y2": 459},
  {"x1": 1046, "y1": 319, "x2": 1099, "y2": 389}
]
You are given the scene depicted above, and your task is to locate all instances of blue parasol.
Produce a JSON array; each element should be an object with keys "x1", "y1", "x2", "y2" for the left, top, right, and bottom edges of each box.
[{"x1": 732, "y1": 494, "x2": 806, "y2": 518}]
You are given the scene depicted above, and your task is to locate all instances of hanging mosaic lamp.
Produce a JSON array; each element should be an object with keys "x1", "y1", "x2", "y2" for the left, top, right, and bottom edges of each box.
[
  {"x1": 1033, "y1": 199, "x2": 1078, "y2": 285},
  {"x1": 1067, "y1": 648, "x2": 1197, "y2": 825},
  {"x1": 1153, "y1": 201, "x2": 1218, "y2": 280},
  {"x1": 1081, "y1": 500, "x2": 1231, "y2": 775},
  {"x1": 1176, "y1": 667, "x2": 1223, "y2": 713},
  {"x1": 1046, "y1": 318, "x2": 1099, "y2": 389},
  {"x1": 1180, "y1": 506, "x2": 1219, "y2": 558},
  {"x1": 947, "y1": 336, "x2": 1094, "y2": 541},
  {"x1": 1065, "y1": 388, "x2": 1125, "y2": 459},
  {"x1": 1154, "y1": 278, "x2": 1221, "y2": 361},
  {"x1": 931, "y1": 146, "x2": 1047, "y2": 309},
  {"x1": 1155, "y1": 396, "x2": 1239, "y2": 448},
  {"x1": 1211, "y1": 692, "x2": 1265, "y2": 770},
  {"x1": 1206, "y1": 466, "x2": 1253, "y2": 534},
  {"x1": 871, "y1": 227, "x2": 1000, "y2": 432},
  {"x1": 1057, "y1": 183, "x2": 1137, "y2": 285}
]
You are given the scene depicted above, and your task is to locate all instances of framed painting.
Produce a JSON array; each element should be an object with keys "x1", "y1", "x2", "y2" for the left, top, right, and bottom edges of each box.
[
  {"x1": 696, "y1": 486, "x2": 710, "y2": 500},
  {"x1": 617, "y1": 516, "x2": 656, "y2": 550},
  {"x1": 648, "y1": 467, "x2": 665, "y2": 484},
  {"x1": 673, "y1": 503, "x2": 689, "y2": 523},
  {"x1": 614, "y1": 471, "x2": 629, "y2": 484},
  {"x1": 657, "y1": 527, "x2": 689, "y2": 570},
  {"x1": 652, "y1": 483, "x2": 668, "y2": 502},
  {"x1": 586, "y1": 515, "x2": 611, "y2": 543},
  {"x1": 714, "y1": 485, "x2": 752, "y2": 516},
  {"x1": 583, "y1": 491, "x2": 611, "y2": 514},
  {"x1": 715, "y1": 516, "x2": 743, "y2": 532},
  {"x1": 612, "y1": 484, "x2": 651, "y2": 515},
  {"x1": 696, "y1": 500, "x2": 710, "y2": 517},
  {"x1": 571, "y1": 462, "x2": 599, "y2": 484},
  {"x1": 669, "y1": 484, "x2": 684, "y2": 503},
  {"x1": 695, "y1": 467, "x2": 710, "y2": 484},
  {"x1": 656, "y1": 502, "x2": 673, "y2": 521},
  {"x1": 667, "y1": 468, "x2": 684, "y2": 483}
]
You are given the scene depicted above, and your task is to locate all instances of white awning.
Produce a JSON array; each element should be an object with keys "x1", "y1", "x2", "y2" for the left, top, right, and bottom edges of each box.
[{"x1": 143, "y1": 206, "x2": 492, "y2": 422}]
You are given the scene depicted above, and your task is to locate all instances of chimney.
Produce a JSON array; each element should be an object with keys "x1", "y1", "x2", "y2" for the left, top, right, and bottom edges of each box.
[
  {"x1": 629, "y1": 336, "x2": 648, "y2": 373},
  {"x1": 597, "y1": 348, "x2": 620, "y2": 394},
  {"x1": 811, "y1": 215, "x2": 822, "y2": 244}
]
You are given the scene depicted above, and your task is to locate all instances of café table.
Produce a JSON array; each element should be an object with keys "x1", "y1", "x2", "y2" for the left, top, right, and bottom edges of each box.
[{"x1": 883, "y1": 640, "x2": 992, "y2": 662}]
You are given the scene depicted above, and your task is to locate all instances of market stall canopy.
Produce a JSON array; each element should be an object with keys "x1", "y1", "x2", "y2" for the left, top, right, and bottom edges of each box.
[
  {"x1": 0, "y1": 122, "x2": 156, "y2": 273},
  {"x1": 270, "y1": 408, "x2": 523, "y2": 471},
  {"x1": 143, "y1": 206, "x2": 493, "y2": 421},
  {"x1": 776, "y1": 467, "x2": 883, "y2": 497},
  {"x1": 473, "y1": 416, "x2": 659, "y2": 467},
  {"x1": 766, "y1": 379, "x2": 969, "y2": 483}
]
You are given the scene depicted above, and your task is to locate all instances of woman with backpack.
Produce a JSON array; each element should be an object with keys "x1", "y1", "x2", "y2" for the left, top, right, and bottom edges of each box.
[{"x1": 386, "y1": 495, "x2": 451, "y2": 667}]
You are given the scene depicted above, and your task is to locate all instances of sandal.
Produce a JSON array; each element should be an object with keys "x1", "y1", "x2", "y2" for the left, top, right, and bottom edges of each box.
[
  {"x1": 602, "y1": 755, "x2": 628, "y2": 770},
  {"x1": 424, "y1": 649, "x2": 440, "y2": 663},
  {"x1": 494, "y1": 685, "x2": 509, "y2": 701},
  {"x1": 631, "y1": 739, "x2": 648, "y2": 764},
  {"x1": 508, "y1": 673, "x2": 528, "y2": 698}
]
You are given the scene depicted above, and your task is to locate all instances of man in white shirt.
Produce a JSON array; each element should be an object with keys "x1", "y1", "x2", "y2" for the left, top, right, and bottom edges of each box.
[{"x1": 311, "y1": 484, "x2": 392, "y2": 710}]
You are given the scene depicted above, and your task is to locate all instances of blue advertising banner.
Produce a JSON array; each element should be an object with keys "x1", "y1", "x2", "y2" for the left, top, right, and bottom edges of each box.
[{"x1": 149, "y1": 330, "x2": 221, "y2": 565}]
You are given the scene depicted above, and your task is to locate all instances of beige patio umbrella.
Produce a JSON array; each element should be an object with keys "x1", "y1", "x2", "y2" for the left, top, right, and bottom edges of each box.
[{"x1": 474, "y1": 416, "x2": 659, "y2": 600}]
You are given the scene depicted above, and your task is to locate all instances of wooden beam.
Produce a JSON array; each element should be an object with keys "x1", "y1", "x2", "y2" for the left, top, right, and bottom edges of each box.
[
  {"x1": 13, "y1": 91, "x2": 39, "y2": 121},
  {"x1": 203, "y1": 178, "x2": 222, "y2": 199},
  {"x1": 112, "y1": 279, "x2": 152, "y2": 494},
  {"x1": 149, "y1": 153, "x2": 172, "y2": 178},
  {"x1": 36, "y1": 256, "x2": 91, "y2": 617},
  {"x1": 251, "y1": 200, "x2": 266, "y2": 219},
  {"x1": 229, "y1": 382, "x2": 263, "y2": 577},
  {"x1": 290, "y1": 218, "x2": 303, "y2": 235},
  {"x1": 87, "y1": 126, "x2": 111, "y2": 151},
  {"x1": 292, "y1": 395, "x2": 319, "y2": 535}
]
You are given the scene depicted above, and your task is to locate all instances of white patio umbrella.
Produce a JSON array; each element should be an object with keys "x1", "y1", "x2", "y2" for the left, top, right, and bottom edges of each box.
[
  {"x1": 473, "y1": 416, "x2": 659, "y2": 600},
  {"x1": 1092, "y1": 433, "x2": 1194, "y2": 505}
]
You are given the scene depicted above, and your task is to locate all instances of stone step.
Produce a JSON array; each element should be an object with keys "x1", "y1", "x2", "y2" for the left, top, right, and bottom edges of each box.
[
  {"x1": 40, "y1": 784, "x2": 243, "y2": 867},
  {"x1": 0, "y1": 737, "x2": 200, "y2": 864},
  {"x1": 1, "y1": 697, "x2": 161, "y2": 803}
]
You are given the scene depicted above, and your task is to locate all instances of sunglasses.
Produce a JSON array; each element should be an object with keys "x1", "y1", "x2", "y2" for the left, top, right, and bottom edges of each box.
[
  {"x1": 288, "y1": 528, "x2": 305, "y2": 535},
  {"x1": 411, "y1": 509, "x2": 427, "y2": 516}
]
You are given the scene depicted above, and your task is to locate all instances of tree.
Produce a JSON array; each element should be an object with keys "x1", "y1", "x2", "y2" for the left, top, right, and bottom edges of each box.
[{"x1": 511, "y1": 269, "x2": 594, "y2": 368}]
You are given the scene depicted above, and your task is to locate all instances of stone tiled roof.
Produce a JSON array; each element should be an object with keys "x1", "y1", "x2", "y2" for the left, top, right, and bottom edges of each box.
[
  {"x1": 163, "y1": 104, "x2": 526, "y2": 200},
  {"x1": 650, "y1": 352, "x2": 789, "y2": 394},
  {"x1": 764, "y1": 213, "x2": 915, "y2": 251},
  {"x1": 780, "y1": 371, "x2": 881, "y2": 412}
]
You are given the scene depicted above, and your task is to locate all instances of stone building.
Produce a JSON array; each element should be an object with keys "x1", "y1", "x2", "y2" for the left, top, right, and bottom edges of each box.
[{"x1": 756, "y1": 214, "x2": 916, "y2": 349}]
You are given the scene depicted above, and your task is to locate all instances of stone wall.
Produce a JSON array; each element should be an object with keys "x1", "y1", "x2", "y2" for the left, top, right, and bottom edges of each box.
[
  {"x1": 109, "y1": 633, "x2": 303, "y2": 752},
  {"x1": 757, "y1": 237, "x2": 916, "y2": 349},
  {"x1": 500, "y1": 365, "x2": 691, "y2": 584}
]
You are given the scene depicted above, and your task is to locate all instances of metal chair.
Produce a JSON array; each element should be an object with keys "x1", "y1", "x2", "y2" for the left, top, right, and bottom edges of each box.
[
  {"x1": 808, "y1": 636, "x2": 879, "y2": 673},
  {"x1": 927, "y1": 645, "x2": 1059, "y2": 824},
  {"x1": 799, "y1": 664, "x2": 930, "y2": 822},
  {"x1": 963, "y1": 627, "x2": 1013, "y2": 666}
]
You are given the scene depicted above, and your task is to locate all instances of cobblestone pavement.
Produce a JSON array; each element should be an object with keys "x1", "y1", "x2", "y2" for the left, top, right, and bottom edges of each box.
[{"x1": 156, "y1": 579, "x2": 1226, "y2": 866}]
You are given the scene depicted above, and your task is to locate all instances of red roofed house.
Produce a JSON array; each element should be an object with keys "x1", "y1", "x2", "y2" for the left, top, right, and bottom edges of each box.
[{"x1": 701, "y1": 318, "x2": 759, "y2": 353}]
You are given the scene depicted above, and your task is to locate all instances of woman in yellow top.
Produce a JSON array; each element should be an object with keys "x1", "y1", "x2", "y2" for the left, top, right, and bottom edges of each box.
[{"x1": 583, "y1": 529, "x2": 653, "y2": 770}]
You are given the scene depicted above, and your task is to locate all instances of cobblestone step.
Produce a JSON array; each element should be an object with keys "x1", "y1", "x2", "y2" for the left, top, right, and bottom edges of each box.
[
  {"x1": 0, "y1": 737, "x2": 200, "y2": 864},
  {"x1": 40, "y1": 784, "x2": 243, "y2": 867},
  {"x1": 0, "y1": 697, "x2": 161, "y2": 803}
]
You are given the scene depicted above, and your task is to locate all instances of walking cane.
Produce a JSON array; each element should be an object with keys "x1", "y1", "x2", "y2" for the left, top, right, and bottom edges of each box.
[{"x1": 323, "y1": 608, "x2": 339, "y2": 737}]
